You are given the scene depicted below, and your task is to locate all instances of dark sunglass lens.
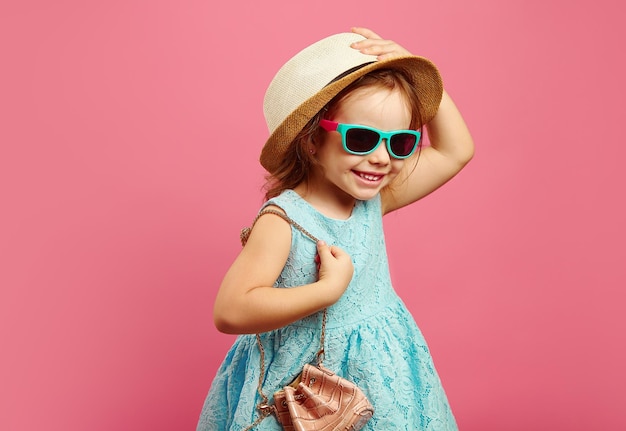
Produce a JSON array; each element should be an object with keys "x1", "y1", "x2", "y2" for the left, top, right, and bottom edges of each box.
[
  {"x1": 345, "y1": 128, "x2": 380, "y2": 153},
  {"x1": 390, "y1": 134, "x2": 417, "y2": 157}
]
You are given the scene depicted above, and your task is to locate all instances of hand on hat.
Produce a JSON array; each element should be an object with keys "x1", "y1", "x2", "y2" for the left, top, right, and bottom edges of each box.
[{"x1": 349, "y1": 27, "x2": 413, "y2": 60}]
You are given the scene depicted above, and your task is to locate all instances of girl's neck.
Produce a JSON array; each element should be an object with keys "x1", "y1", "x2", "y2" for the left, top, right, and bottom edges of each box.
[{"x1": 293, "y1": 183, "x2": 356, "y2": 220}]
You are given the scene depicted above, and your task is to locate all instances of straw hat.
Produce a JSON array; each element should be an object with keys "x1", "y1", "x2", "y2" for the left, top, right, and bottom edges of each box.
[{"x1": 260, "y1": 32, "x2": 443, "y2": 175}]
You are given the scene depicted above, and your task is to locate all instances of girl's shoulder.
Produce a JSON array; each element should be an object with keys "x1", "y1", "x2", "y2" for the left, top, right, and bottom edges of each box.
[
  {"x1": 264, "y1": 189, "x2": 299, "y2": 207},
  {"x1": 263, "y1": 189, "x2": 328, "y2": 215}
]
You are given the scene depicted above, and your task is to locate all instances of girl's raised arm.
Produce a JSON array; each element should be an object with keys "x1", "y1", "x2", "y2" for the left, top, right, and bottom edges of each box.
[
  {"x1": 382, "y1": 90, "x2": 474, "y2": 213},
  {"x1": 350, "y1": 27, "x2": 474, "y2": 213}
]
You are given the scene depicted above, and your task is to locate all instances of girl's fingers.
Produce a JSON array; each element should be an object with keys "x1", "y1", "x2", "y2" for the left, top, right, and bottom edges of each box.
[
  {"x1": 351, "y1": 27, "x2": 382, "y2": 40},
  {"x1": 353, "y1": 39, "x2": 395, "y2": 51},
  {"x1": 349, "y1": 29, "x2": 412, "y2": 58},
  {"x1": 354, "y1": 42, "x2": 411, "y2": 59},
  {"x1": 316, "y1": 240, "x2": 347, "y2": 260}
]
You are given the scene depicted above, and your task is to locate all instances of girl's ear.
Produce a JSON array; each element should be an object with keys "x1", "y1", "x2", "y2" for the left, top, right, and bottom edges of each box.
[{"x1": 309, "y1": 146, "x2": 316, "y2": 155}]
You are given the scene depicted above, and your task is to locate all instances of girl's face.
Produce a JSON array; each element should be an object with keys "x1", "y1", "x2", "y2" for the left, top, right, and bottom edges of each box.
[{"x1": 312, "y1": 86, "x2": 413, "y2": 205}]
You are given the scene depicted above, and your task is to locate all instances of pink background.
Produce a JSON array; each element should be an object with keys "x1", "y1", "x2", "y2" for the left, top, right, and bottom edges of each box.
[{"x1": 2, "y1": 1, "x2": 625, "y2": 430}]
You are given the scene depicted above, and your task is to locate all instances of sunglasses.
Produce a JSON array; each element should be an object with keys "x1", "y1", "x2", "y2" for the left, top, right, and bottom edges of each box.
[{"x1": 319, "y1": 119, "x2": 421, "y2": 159}]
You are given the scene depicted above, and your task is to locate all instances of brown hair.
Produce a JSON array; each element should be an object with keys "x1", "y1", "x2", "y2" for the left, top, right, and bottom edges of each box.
[{"x1": 263, "y1": 68, "x2": 425, "y2": 201}]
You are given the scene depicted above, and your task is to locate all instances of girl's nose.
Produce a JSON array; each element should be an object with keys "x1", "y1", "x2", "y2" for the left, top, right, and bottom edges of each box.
[{"x1": 367, "y1": 140, "x2": 391, "y2": 165}]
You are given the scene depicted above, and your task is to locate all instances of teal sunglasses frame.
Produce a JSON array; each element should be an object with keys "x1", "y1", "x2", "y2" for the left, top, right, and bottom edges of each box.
[{"x1": 319, "y1": 119, "x2": 421, "y2": 159}]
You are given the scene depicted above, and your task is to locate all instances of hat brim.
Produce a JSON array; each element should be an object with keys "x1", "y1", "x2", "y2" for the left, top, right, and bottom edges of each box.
[{"x1": 260, "y1": 55, "x2": 443, "y2": 175}]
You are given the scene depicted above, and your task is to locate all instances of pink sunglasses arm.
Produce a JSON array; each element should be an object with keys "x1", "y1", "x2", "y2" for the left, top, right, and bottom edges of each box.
[{"x1": 319, "y1": 119, "x2": 339, "y2": 131}]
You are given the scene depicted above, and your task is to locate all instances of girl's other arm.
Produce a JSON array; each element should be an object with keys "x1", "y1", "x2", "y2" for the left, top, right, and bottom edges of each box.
[
  {"x1": 349, "y1": 27, "x2": 474, "y2": 213},
  {"x1": 213, "y1": 211, "x2": 353, "y2": 334},
  {"x1": 382, "y1": 90, "x2": 474, "y2": 213}
]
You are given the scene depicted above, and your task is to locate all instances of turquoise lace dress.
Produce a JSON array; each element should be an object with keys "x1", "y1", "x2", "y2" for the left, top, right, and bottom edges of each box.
[{"x1": 197, "y1": 190, "x2": 457, "y2": 430}]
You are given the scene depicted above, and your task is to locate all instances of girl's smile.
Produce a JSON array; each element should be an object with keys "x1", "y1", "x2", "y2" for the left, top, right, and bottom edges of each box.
[{"x1": 354, "y1": 170, "x2": 384, "y2": 184}]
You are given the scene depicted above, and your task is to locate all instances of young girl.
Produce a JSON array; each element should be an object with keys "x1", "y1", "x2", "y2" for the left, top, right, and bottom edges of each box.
[{"x1": 197, "y1": 27, "x2": 474, "y2": 430}]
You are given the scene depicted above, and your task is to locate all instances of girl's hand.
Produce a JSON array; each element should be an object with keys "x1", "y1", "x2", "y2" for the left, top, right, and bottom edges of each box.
[
  {"x1": 350, "y1": 27, "x2": 412, "y2": 60},
  {"x1": 315, "y1": 240, "x2": 354, "y2": 303}
]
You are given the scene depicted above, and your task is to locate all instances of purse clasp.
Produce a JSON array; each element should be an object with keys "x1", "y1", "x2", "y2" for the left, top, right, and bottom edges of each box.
[{"x1": 258, "y1": 403, "x2": 274, "y2": 417}]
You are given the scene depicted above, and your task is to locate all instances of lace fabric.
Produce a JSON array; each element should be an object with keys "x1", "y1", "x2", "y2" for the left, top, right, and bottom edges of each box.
[{"x1": 196, "y1": 190, "x2": 457, "y2": 430}]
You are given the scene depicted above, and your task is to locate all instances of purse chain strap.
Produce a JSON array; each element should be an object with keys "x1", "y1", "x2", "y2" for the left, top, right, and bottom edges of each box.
[{"x1": 240, "y1": 208, "x2": 327, "y2": 431}]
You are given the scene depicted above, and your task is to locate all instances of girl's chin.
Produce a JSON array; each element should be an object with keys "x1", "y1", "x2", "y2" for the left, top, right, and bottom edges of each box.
[{"x1": 346, "y1": 186, "x2": 385, "y2": 201}]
